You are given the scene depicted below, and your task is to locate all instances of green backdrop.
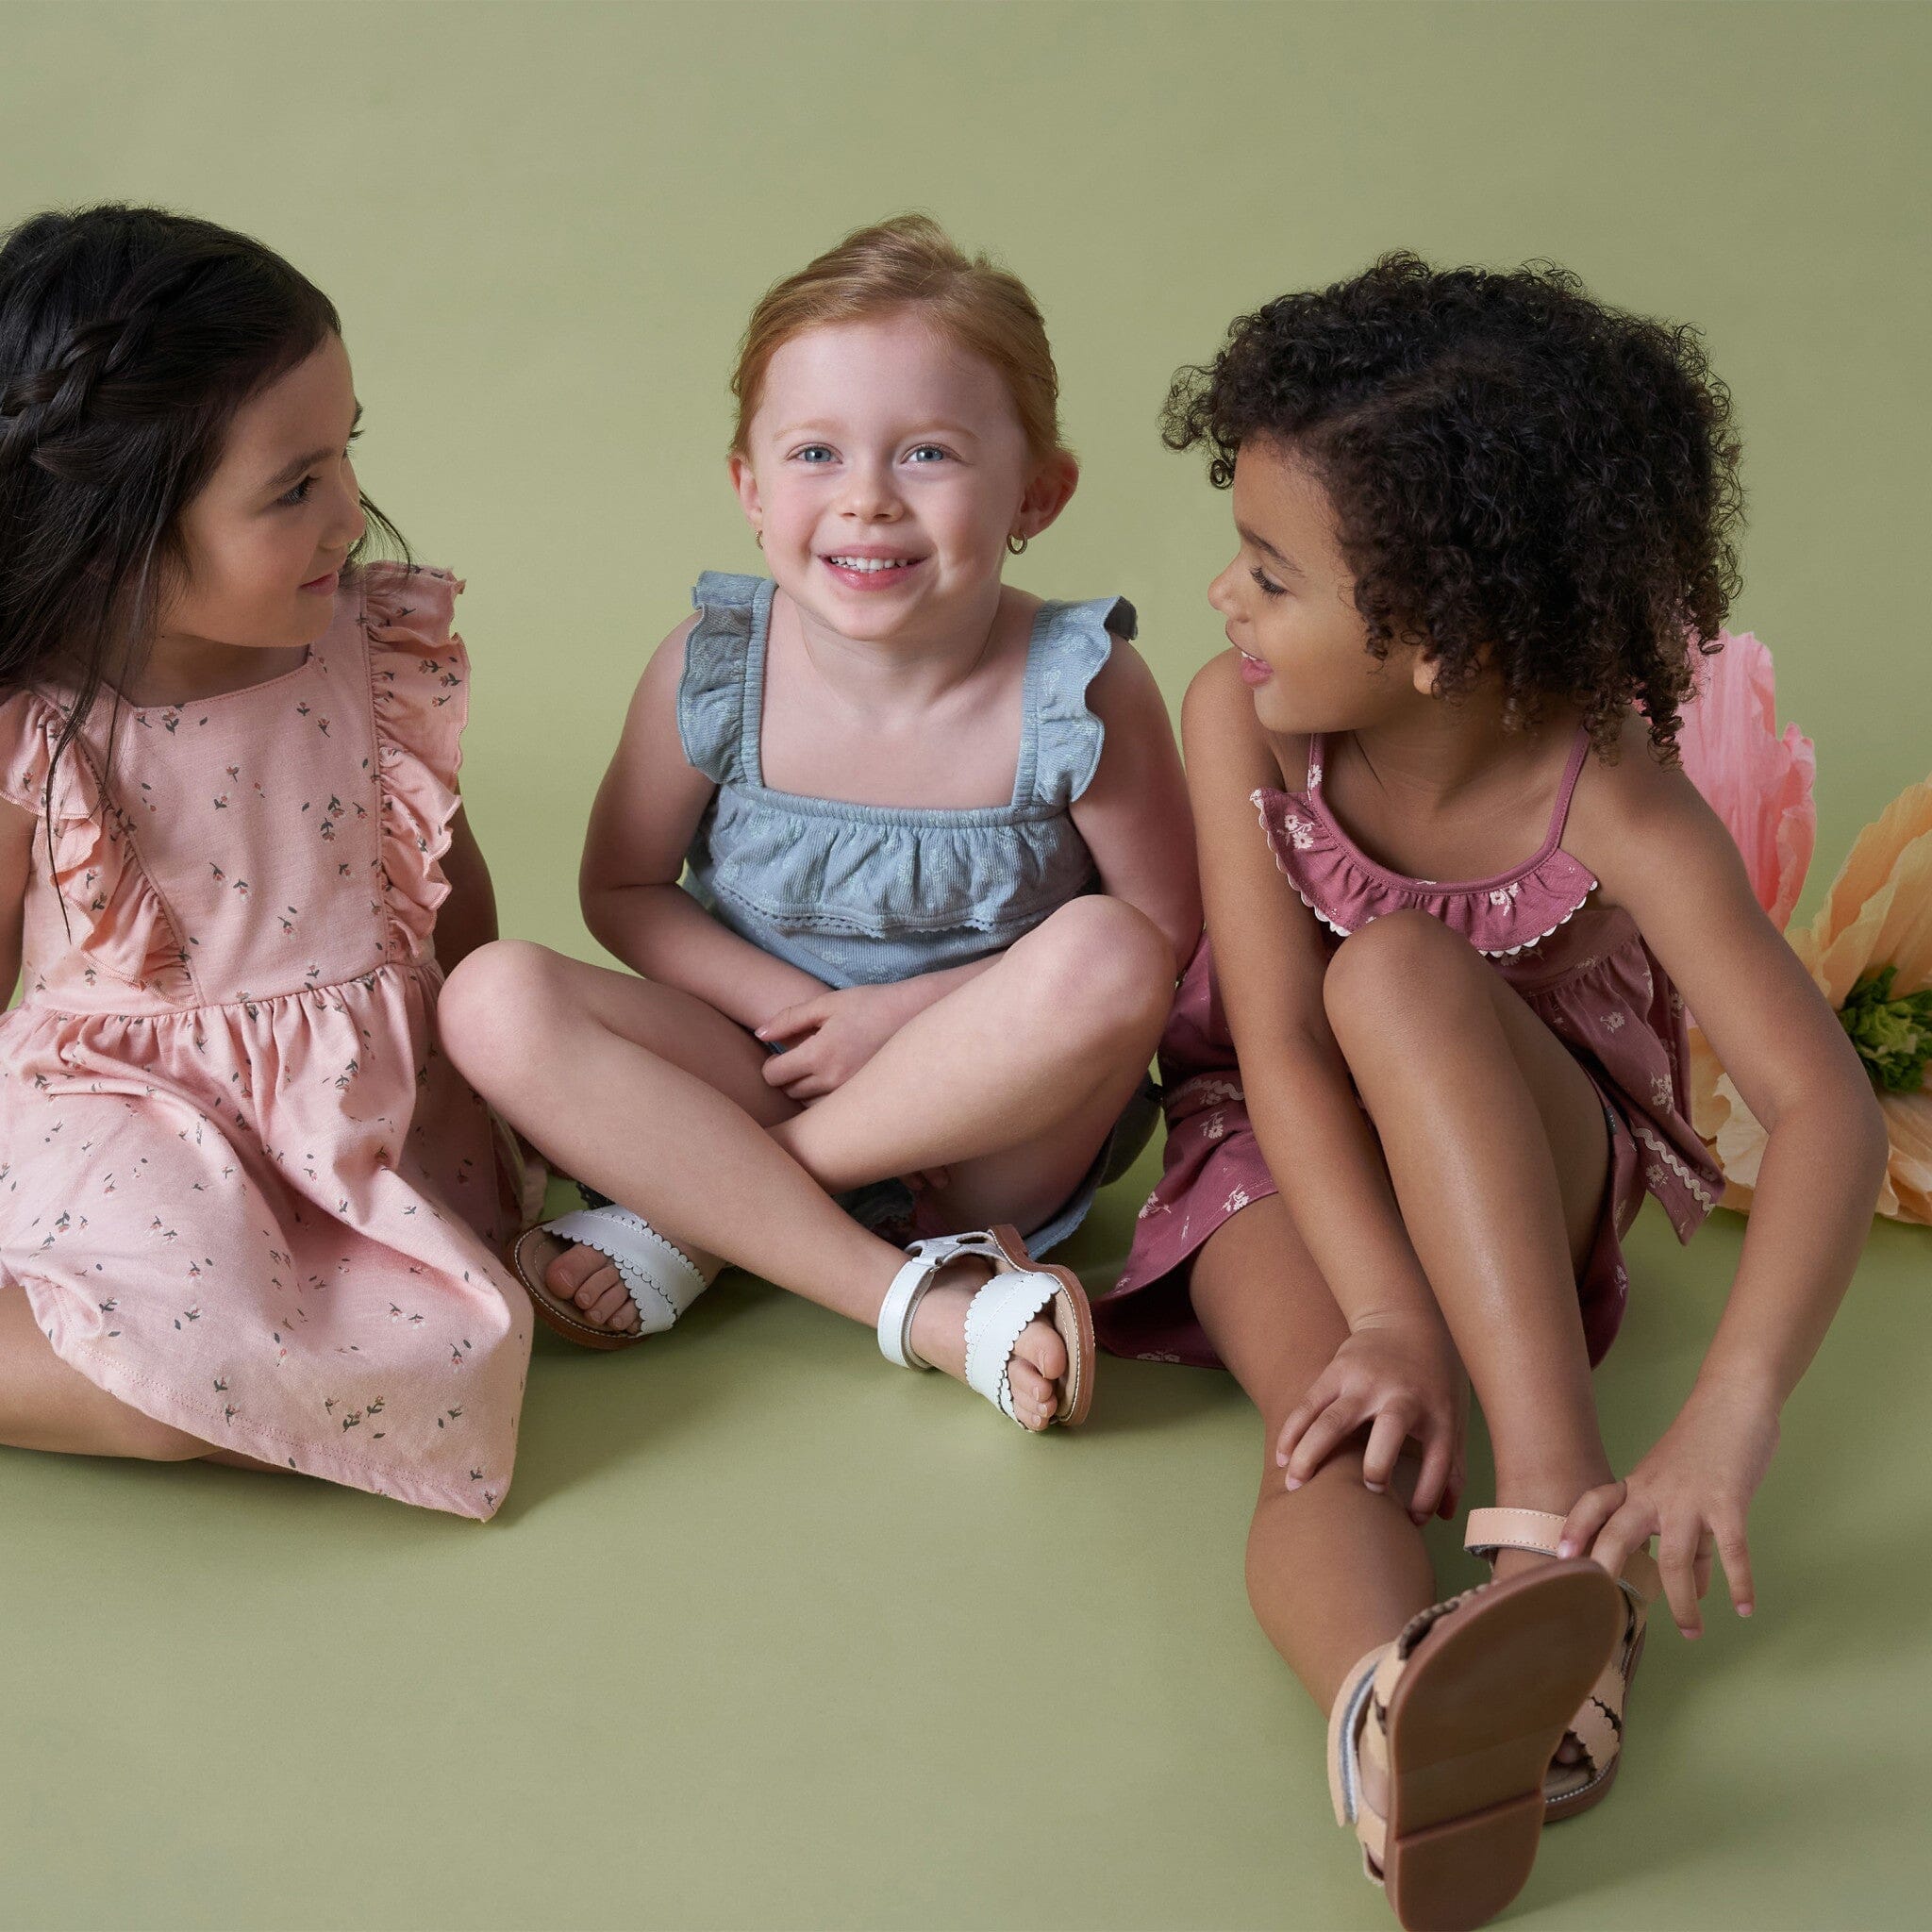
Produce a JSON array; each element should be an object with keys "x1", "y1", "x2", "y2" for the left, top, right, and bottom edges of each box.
[{"x1": 3, "y1": 6, "x2": 1926, "y2": 1929}]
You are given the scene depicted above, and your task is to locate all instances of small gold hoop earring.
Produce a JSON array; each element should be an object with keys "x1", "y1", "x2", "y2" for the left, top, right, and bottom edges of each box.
[
  {"x1": 1006, "y1": 533, "x2": 1028, "y2": 556},
  {"x1": 755, "y1": 530, "x2": 765, "y2": 551}
]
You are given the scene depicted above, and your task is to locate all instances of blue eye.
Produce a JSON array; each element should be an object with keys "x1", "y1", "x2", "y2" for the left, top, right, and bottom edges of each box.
[
  {"x1": 1250, "y1": 567, "x2": 1287, "y2": 599},
  {"x1": 906, "y1": 444, "x2": 950, "y2": 464},
  {"x1": 792, "y1": 444, "x2": 836, "y2": 464}
]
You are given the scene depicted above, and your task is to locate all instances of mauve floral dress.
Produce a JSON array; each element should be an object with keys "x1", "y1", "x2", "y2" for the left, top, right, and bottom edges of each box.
[
  {"x1": 1097, "y1": 727, "x2": 1723, "y2": 1370},
  {"x1": 0, "y1": 564, "x2": 533, "y2": 1518}
]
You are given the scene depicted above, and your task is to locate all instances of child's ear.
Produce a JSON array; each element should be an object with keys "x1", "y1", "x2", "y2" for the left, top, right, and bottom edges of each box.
[
  {"x1": 726, "y1": 451, "x2": 763, "y2": 539},
  {"x1": 1012, "y1": 451, "x2": 1080, "y2": 544},
  {"x1": 1409, "y1": 643, "x2": 1449, "y2": 698}
]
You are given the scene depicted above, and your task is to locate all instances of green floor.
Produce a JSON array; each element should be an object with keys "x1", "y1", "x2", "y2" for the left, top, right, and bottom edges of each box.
[{"x1": 4, "y1": 1159, "x2": 1927, "y2": 1931}]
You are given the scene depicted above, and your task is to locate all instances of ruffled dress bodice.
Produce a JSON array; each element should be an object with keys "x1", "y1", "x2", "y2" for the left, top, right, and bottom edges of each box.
[
  {"x1": 0, "y1": 565, "x2": 530, "y2": 1520},
  {"x1": 676, "y1": 571, "x2": 1133, "y2": 990},
  {"x1": 1253, "y1": 729, "x2": 1722, "y2": 1244}
]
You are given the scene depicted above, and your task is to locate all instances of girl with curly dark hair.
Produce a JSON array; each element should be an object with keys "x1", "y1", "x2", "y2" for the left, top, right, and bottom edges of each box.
[{"x1": 1093, "y1": 256, "x2": 1885, "y2": 1929}]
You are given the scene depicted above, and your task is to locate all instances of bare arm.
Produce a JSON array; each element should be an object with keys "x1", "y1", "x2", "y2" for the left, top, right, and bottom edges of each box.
[
  {"x1": 578, "y1": 618, "x2": 826, "y2": 1032},
  {"x1": 1068, "y1": 636, "x2": 1203, "y2": 975},
  {"x1": 434, "y1": 800, "x2": 498, "y2": 974},
  {"x1": 1560, "y1": 741, "x2": 1888, "y2": 1616},
  {"x1": 1, "y1": 798, "x2": 27, "y2": 1008},
  {"x1": 1186, "y1": 652, "x2": 1440, "y2": 1330},
  {"x1": 1584, "y1": 748, "x2": 1887, "y2": 1410}
]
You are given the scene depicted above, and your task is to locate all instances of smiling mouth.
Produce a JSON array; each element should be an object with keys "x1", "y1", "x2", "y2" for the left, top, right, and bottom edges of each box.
[{"x1": 822, "y1": 554, "x2": 922, "y2": 574}]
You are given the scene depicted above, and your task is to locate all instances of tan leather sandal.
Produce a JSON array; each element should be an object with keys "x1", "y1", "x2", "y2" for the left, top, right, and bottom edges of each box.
[
  {"x1": 1327, "y1": 1561, "x2": 1624, "y2": 1932},
  {"x1": 1464, "y1": 1507, "x2": 1662, "y2": 1822}
]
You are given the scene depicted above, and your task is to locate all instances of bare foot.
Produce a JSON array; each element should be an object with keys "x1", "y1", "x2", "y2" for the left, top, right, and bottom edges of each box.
[
  {"x1": 519, "y1": 1227, "x2": 719, "y2": 1339},
  {"x1": 905, "y1": 1257, "x2": 1069, "y2": 1430}
]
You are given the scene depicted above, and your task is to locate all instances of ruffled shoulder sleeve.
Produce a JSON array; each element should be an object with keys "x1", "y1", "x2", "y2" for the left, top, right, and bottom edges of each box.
[
  {"x1": 359, "y1": 563, "x2": 468, "y2": 961},
  {"x1": 0, "y1": 685, "x2": 192, "y2": 1000},
  {"x1": 1025, "y1": 594, "x2": 1137, "y2": 808},
  {"x1": 676, "y1": 571, "x2": 765, "y2": 783}
]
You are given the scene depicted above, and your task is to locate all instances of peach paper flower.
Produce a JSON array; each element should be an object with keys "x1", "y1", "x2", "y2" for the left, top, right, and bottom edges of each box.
[
  {"x1": 1678, "y1": 629, "x2": 1816, "y2": 926},
  {"x1": 1689, "y1": 777, "x2": 1932, "y2": 1224}
]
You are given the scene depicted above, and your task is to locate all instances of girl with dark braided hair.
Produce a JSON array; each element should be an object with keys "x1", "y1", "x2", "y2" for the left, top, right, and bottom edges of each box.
[
  {"x1": 0, "y1": 207, "x2": 534, "y2": 1517},
  {"x1": 1093, "y1": 257, "x2": 1886, "y2": 1929}
]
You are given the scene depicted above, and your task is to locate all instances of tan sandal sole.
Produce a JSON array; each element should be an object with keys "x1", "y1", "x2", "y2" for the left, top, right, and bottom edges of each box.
[
  {"x1": 509, "y1": 1226, "x2": 644, "y2": 1352},
  {"x1": 1379, "y1": 1563, "x2": 1624, "y2": 1932}
]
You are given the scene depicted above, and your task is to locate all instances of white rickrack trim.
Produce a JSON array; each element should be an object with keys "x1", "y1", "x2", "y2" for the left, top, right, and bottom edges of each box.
[{"x1": 1630, "y1": 1118, "x2": 1718, "y2": 1211}]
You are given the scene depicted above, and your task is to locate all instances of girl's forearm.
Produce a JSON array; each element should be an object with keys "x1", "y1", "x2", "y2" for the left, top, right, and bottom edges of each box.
[
  {"x1": 1695, "y1": 1087, "x2": 1890, "y2": 1409},
  {"x1": 582, "y1": 881, "x2": 825, "y2": 1031},
  {"x1": 1245, "y1": 1035, "x2": 1442, "y2": 1330}
]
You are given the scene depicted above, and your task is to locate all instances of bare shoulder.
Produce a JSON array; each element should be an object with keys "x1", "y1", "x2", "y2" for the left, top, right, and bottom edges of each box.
[
  {"x1": 1566, "y1": 711, "x2": 1737, "y2": 891},
  {"x1": 1083, "y1": 629, "x2": 1170, "y2": 726},
  {"x1": 1181, "y1": 650, "x2": 1304, "y2": 784}
]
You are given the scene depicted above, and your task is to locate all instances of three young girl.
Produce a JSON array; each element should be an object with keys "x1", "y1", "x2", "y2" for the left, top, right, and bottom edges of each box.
[{"x1": 0, "y1": 206, "x2": 1886, "y2": 1927}]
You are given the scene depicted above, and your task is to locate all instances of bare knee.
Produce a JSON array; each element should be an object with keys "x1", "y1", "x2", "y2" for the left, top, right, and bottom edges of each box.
[
  {"x1": 1321, "y1": 911, "x2": 1487, "y2": 1052},
  {"x1": 438, "y1": 939, "x2": 570, "y2": 1092},
  {"x1": 1014, "y1": 896, "x2": 1175, "y2": 1044}
]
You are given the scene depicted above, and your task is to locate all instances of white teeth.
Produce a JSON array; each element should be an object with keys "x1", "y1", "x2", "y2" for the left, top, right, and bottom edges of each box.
[{"x1": 826, "y1": 556, "x2": 914, "y2": 573}]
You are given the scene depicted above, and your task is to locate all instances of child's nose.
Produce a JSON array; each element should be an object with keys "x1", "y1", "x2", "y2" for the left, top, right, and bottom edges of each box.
[{"x1": 838, "y1": 460, "x2": 902, "y2": 520}]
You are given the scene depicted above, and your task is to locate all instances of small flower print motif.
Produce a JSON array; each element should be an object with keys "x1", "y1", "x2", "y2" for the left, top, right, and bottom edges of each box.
[
  {"x1": 1651, "y1": 1073, "x2": 1674, "y2": 1110},
  {"x1": 1279, "y1": 813, "x2": 1317, "y2": 851},
  {"x1": 1306, "y1": 762, "x2": 1323, "y2": 788},
  {"x1": 1223, "y1": 1184, "x2": 1253, "y2": 1215},
  {"x1": 1203, "y1": 1110, "x2": 1226, "y2": 1142},
  {"x1": 1139, "y1": 1350, "x2": 1184, "y2": 1364},
  {"x1": 1601, "y1": 1012, "x2": 1625, "y2": 1032},
  {"x1": 1489, "y1": 883, "x2": 1522, "y2": 908}
]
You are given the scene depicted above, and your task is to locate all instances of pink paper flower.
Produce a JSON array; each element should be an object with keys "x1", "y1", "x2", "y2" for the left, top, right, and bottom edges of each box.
[{"x1": 1677, "y1": 630, "x2": 1816, "y2": 927}]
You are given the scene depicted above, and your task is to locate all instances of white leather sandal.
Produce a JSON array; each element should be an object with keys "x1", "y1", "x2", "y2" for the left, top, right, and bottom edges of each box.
[
  {"x1": 874, "y1": 1224, "x2": 1095, "y2": 1427},
  {"x1": 510, "y1": 1204, "x2": 719, "y2": 1352}
]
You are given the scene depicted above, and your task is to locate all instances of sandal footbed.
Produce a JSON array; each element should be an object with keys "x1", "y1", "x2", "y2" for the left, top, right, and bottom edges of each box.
[
  {"x1": 509, "y1": 1227, "x2": 644, "y2": 1353},
  {"x1": 987, "y1": 1224, "x2": 1095, "y2": 1427},
  {"x1": 1378, "y1": 1563, "x2": 1624, "y2": 1932}
]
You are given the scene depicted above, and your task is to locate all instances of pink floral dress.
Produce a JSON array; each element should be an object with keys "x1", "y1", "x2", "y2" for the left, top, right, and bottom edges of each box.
[
  {"x1": 0, "y1": 564, "x2": 532, "y2": 1518},
  {"x1": 1099, "y1": 727, "x2": 1723, "y2": 1370}
]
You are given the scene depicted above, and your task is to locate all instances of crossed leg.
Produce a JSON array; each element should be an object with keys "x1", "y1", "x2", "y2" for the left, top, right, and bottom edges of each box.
[{"x1": 437, "y1": 897, "x2": 1174, "y2": 1424}]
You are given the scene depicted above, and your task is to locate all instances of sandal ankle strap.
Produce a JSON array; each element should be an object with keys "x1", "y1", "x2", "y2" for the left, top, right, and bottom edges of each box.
[
  {"x1": 1466, "y1": 1506, "x2": 1663, "y2": 1609},
  {"x1": 877, "y1": 1251, "x2": 941, "y2": 1371}
]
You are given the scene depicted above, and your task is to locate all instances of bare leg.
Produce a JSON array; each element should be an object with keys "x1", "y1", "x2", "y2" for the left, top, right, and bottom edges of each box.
[
  {"x1": 1191, "y1": 1196, "x2": 1439, "y2": 1713},
  {"x1": 772, "y1": 897, "x2": 1174, "y2": 1217},
  {"x1": 1323, "y1": 912, "x2": 1613, "y2": 1573},
  {"x1": 443, "y1": 899, "x2": 1171, "y2": 1341},
  {"x1": 0, "y1": 1282, "x2": 279, "y2": 1472},
  {"x1": 438, "y1": 942, "x2": 1078, "y2": 1427}
]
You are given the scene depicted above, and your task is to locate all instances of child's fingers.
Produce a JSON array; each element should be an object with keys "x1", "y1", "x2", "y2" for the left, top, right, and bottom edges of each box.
[
  {"x1": 1274, "y1": 1385, "x2": 1331, "y2": 1469},
  {"x1": 1283, "y1": 1391, "x2": 1362, "y2": 1490},
  {"x1": 1715, "y1": 1513, "x2": 1756, "y2": 1617},
  {"x1": 1556, "y1": 1479, "x2": 1626, "y2": 1558},
  {"x1": 1658, "y1": 1516, "x2": 1705, "y2": 1637},
  {"x1": 1582, "y1": 1493, "x2": 1652, "y2": 1581},
  {"x1": 756, "y1": 1000, "x2": 825, "y2": 1044},
  {"x1": 1409, "y1": 1432, "x2": 1453, "y2": 1524},
  {"x1": 1359, "y1": 1404, "x2": 1413, "y2": 1494}
]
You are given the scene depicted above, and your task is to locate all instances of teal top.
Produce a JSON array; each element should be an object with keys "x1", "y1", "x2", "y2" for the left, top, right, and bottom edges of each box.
[{"x1": 676, "y1": 571, "x2": 1136, "y2": 990}]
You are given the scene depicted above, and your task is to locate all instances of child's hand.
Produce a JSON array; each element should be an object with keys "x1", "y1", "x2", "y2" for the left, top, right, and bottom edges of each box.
[
  {"x1": 1275, "y1": 1312, "x2": 1467, "y2": 1524},
  {"x1": 757, "y1": 985, "x2": 911, "y2": 1102},
  {"x1": 1556, "y1": 1378, "x2": 1781, "y2": 1637}
]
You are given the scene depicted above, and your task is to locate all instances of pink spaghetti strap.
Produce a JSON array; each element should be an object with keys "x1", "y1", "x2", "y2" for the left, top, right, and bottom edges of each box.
[
  {"x1": 1546, "y1": 725, "x2": 1593, "y2": 845},
  {"x1": 1303, "y1": 731, "x2": 1327, "y2": 790}
]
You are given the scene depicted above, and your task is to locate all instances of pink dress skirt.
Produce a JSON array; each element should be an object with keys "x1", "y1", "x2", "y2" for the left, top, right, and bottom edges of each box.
[{"x1": 1097, "y1": 729, "x2": 1722, "y2": 1370}]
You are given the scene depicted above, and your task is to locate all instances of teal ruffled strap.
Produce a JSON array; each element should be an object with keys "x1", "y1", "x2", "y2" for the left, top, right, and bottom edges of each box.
[
  {"x1": 676, "y1": 572, "x2": 767, "y2": 783},
  {"x1": 1023, "y1": 594, "x2": 1136, "y2": 808}
]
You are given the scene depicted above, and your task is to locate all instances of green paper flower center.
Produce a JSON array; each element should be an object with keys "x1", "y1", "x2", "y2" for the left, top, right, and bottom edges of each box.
[{"x1": 1840, "y1": 966, "x2": 1932, "y2": 1094}]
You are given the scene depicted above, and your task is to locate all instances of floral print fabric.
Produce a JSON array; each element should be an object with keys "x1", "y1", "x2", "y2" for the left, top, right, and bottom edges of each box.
[{"x1": 0, "y1": 565, "x2": 530, "y2": 1517}]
